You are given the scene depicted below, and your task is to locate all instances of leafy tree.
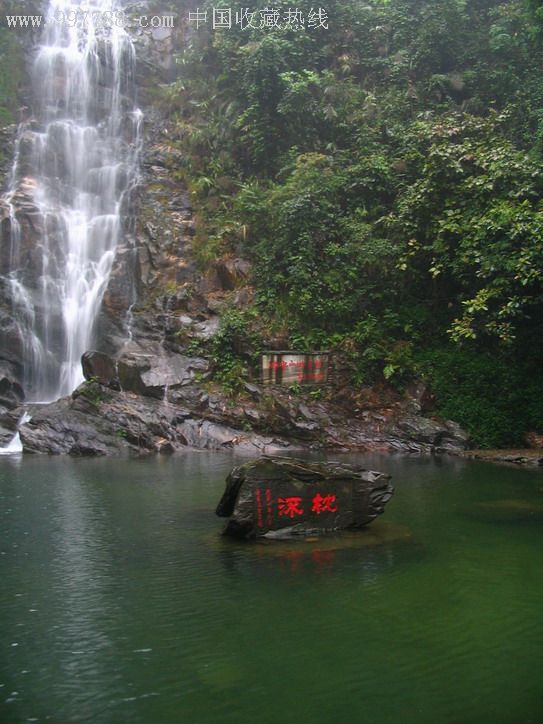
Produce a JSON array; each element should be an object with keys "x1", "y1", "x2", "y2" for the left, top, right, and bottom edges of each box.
[
  {"x1": 162, "y1": 0, "x2": 543, "y2": 445},
  {"x1": 391, "y1": 112, "x2": 543, "y2": 341}
]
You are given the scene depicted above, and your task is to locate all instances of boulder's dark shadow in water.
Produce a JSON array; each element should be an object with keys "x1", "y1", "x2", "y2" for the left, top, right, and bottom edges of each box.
[{"x1": 211, "y1": 519, "x2": 419, "y2": 577}]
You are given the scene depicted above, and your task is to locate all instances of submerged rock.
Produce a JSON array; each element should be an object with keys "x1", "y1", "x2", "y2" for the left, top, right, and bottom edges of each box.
[
  {"x1": 463, "y1": 449, "x2": 543, "y2": 467},
  {"x1": 468, "y1": 499, "x2": 543, "y2": 523},
  {"x1": 214, "y1": 520, "x2": 414, "y2": 560},
  {"x1": 216, "y1": 456, "x2": 394, "y2": 539}
]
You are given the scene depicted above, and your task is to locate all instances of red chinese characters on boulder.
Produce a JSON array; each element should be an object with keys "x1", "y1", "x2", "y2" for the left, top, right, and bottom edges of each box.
[
  {"x1": 217, "y1": 458, "x2": 394, "y2": 539},
  {"x1": 256, "y1": 489, "x2": 339, "y2": 528},
  {"x1": 255, "y1": 488, "x2": 264, "y2": 529},
  {"x1": 278, "y1": 493, "x2": 338, "y2": 518},
  {"x1": 265, "y1": 487, "x2": 273, "y2": 527},
  {"x1": 311, "y1": 493, "x2": 337, "y2": 514},
  {"x1": 278, "y1": 496, "x2": 304, "y2": 518},
  {"x1": 255, "y1": 487, "x2": 275, "y2": 528}
]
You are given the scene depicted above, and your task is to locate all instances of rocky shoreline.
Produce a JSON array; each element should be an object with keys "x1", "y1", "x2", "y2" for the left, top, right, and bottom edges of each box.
[
  {"x1": 4, "y1": 14, "x2": 539, "y2": 464},
  {"x1": 0, "y1": 346, "x2": 469, "y2": 456},
  {"x1": 462, "y1": 449, "x2": 543, "y2": 467},
  {"x1": 0, "y1": 19, "x2": 473, "y2": 460}
]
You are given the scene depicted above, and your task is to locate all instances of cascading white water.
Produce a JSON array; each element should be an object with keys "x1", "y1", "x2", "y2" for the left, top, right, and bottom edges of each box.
[
  {"x1": 0, "y1": 411, "x2": 32, "y2": 455},
  {"x1": 2, "y1": 0, "x2": 141, "y2": 402}
]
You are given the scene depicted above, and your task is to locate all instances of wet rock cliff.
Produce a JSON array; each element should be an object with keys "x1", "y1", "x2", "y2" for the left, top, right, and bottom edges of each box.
[{"x1": 0, "y1": 12, "x2": 469, "y2": 457}]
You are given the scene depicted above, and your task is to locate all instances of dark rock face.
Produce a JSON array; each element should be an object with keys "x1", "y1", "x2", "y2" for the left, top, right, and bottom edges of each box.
[
  {"x1": 0, "y1": 18, "x2": 472, "y2": 459},
  {"x1": 82, "y1": 348, "x2": 210, "y2": 398},
  {"x1": 0, "y1": 360, "x2": 24, "y2": 411},
  {"x1": 216, "y1": 457, "x2": 394, "y2": 539},
  {"x1": 116, "y1": 351, "x2": 209, "y2": 398},
  {"x1": 0, "y1": 126, "x2": 18, "y2": 181},
  {"x1": 386, "y1": 415, "x2": 468, "y2": 453},
  {"x1": 132, "y1": 9, "x2": 182, "y2": 78},
  {"x1": 81, "y1": 351, "x2": 120, "y2": 389},
  {"x1": 13, "y1": 382, "x2": 307, "y2": 456},
  {"x1": 18, "y1": 382, "x2": 180, "y2": 456},
  {"x1": 0, "y1": 364, "x2": 470, "y2": 456},
  {"x1": 213, "y1": 257, "x2": 251, "y2": 290}
]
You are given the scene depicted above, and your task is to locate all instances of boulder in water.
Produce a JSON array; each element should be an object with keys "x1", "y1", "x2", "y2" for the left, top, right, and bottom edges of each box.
[{"x1": 216, "y1": 456, "x2": 394, "y2": 539}]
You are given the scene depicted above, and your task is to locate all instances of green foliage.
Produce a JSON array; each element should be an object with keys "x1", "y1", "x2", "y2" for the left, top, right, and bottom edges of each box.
[
  {"x1": 163, "y1": 0, "x2": 543, "y2": 445},
  {"x1": 237, "y1": 151, "x2": 397, "y2": 332},
  {"x1": 526, "y1": 0, "x2": 543, "y2": 41},
  {"x1": 418, "y1": 338, "x2": 543, "y2": 448},
  {"x1": 391, "y1": 112, "x2": 543, "y2": 342},
  {"x1": 0, "y1": 28, "x2": 24, "y2": 126},
  {"x1": 79, "y1": 380, "x2": 106, "y2": 407},
  {"x1": 208, "y1": 308, "x2": 261, "y2": 392},
  {"x1": 288, "y1": 381, "x2": 302, "y2": 395}
]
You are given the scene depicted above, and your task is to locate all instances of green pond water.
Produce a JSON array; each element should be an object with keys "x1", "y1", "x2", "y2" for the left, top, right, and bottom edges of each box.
[{"x1": 0, "y1": 451, "x2": 542, "y2": 723}]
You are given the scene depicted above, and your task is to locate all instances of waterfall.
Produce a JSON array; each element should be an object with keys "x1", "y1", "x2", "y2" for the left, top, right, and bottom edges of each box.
[
  {"x1": 1, "y1": 0, "x2": 141, "y2": 402},
  {"x1": 0, "y1": 411, "x2": 32, "y2": 456}
]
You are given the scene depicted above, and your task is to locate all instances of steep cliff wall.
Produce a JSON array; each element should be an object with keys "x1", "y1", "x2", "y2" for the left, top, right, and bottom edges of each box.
[
  {"x1": 0, "y1": 23, "x2": 34, "y2": 412},
  {"x1": 0, "y1": 8, "x2": 469, "y2": 456}
]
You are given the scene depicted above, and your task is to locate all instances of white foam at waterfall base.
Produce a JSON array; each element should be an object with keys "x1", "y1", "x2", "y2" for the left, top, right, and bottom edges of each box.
[
  {"x1": 0, "y1": 412, "x2": 32, "y2": 456},
  {"x1": 1, "y1": 0, "x2": 141, "y2": 403}
]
